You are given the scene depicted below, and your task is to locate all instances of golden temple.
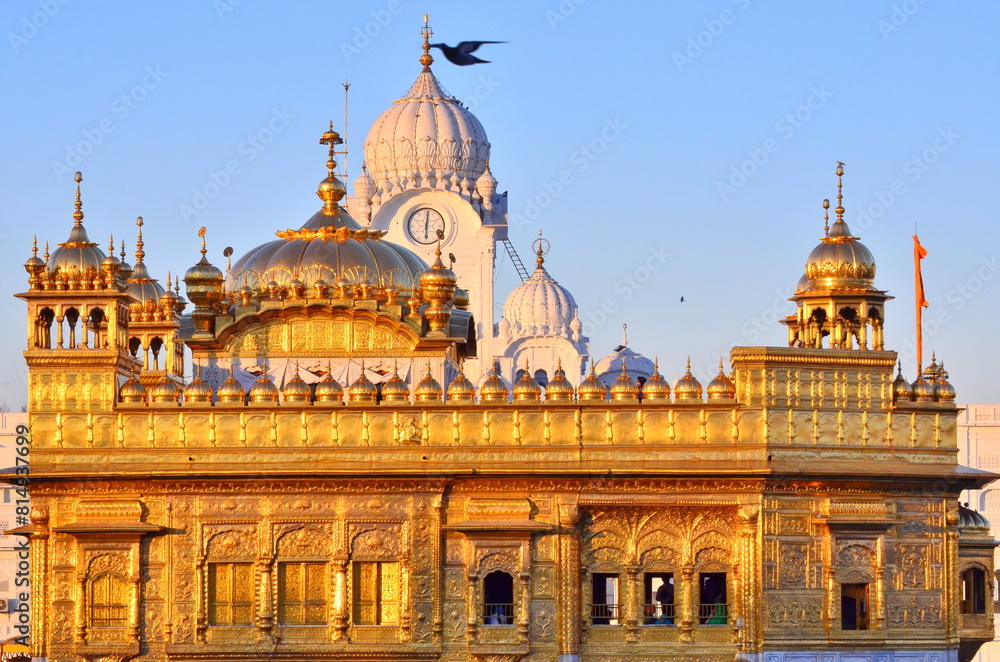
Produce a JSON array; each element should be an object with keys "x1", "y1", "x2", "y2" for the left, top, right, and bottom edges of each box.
[{"x1": 12, "y1": 19, "x2": 997, "y2": 662}]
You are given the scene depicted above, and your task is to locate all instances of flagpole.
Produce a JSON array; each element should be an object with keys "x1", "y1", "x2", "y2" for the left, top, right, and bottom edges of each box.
[{"x1": 913, "y1": 235, "x2": 929, "y2": 374}]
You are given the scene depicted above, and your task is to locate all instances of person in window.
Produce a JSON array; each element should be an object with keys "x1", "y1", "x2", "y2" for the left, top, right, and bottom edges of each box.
[
  {"x1": 705, "y1": 590, "x2": 727, "y2": 625},
  {"x1": 654, "y1": 581, "x2": 674, "y2": 624}
]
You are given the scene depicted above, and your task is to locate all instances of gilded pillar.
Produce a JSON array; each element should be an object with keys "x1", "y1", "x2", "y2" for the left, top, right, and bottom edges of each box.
[
  {"x1": 255, "y1": 556, "x2": 274, "y2": 639},
  {"x1": 399, "y1": 552, "x2": 412, "y2": 642},
  {"x1": 131, "y1": 573, "x2": 141, "y2": 639},
  {"x1": 432, "y1": 494, "x2": 444, "y2": 643},
  {"x1": 678, "y1": 566, "x2": 694, "y2": 643},
  {"x1": 518, "y1": 571, "x2": 530, "y2": 644},
  {"x1": 465, "y1": 570, "x2": 479, "y2": 643},
  {"x1": 332, "y1": 556, "x2": 348, "y2": 641},
  {"x1": 557, "y1": 503, "x2": 581, "y2": 659},
  {"x1": 624, "y1": 566, "x2": 640, "y2": 642},
  {"x1": 75, "y1": 573, "x2": 87, "y2": 644}
]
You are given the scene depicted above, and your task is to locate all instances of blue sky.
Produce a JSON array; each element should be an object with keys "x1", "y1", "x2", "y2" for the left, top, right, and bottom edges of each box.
[{"x1": 2, "y1": 1, "x2": 999, "y2": 408}]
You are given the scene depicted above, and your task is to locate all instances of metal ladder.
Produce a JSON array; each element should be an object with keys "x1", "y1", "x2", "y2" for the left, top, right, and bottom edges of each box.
[{"x1": 501, "y1": 238, "x2": 531, "y2": 282}]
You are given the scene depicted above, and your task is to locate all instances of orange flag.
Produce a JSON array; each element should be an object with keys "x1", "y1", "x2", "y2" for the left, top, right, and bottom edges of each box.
[{"x1": 913, "y1": 235, "x2": 929, "y2": 308}]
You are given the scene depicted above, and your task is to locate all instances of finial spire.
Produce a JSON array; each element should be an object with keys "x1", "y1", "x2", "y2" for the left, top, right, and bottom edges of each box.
[
  {"x1": 835, "y1": 162, "x2": 845, "y2": 223},
  {"x1": 135, "y1": 216, "x2": 145, "y2": 264},
  {"x1": 622, "y1": 323, "x2": 628, "y2": 346},
  {"x1": 822, "y1": 198, "x2": 830, "y2": 236},
  {"x1": 72, "y1": 171, "x2": 84, "y2": 225},
  {"x1": 198, "y1": 226, "x2": 208, "y2": 257},
  {"x1": 420, "y1": 14, "x2": 434, "y2": 69},
  {"x1": 107, "y1": 234, "x2": 115, "y2": 254},
  {"x1": 43, "y1": 241, "x2": 50, "y2": 262},
  {"x1": 318, "y1": 123, "x2": 346, "y2": 213},
  {"x1": 32, "y1": 235, "x2": 39, "y2": 257},
  {"x1": 531, "y1": 230, "x2": 550, "y2": 267}
]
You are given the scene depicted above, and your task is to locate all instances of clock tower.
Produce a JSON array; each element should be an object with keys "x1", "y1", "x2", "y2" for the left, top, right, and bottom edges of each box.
[{"x1": 348, "y1": 19, "x2": 506, "y2": 380}]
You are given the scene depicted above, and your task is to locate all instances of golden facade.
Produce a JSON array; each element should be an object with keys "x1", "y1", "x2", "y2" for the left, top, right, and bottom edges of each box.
[{"x1": 13, "y1": 28, "x2": 998, "y2": 662}]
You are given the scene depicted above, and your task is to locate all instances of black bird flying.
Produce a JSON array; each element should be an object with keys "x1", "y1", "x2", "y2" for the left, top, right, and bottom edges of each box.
[{"x1": 430, "y1": 41, "x2": 505, "y2": 66}]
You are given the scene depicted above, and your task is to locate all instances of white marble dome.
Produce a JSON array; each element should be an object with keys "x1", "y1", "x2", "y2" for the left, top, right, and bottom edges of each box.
[
  {"x1": 502, "y1": 258, "x2": 579, "y2": 337},
  {"x1": 363, "y1": 68, "x2": 490, "y2": 198},
  {"x1": 595, "y1": 346, "x2": 655, "y2": 386}
]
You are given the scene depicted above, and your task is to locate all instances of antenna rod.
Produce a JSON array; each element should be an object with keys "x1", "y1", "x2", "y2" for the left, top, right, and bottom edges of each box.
[{"x1": 343, "y1": 81, "x2": 351, "y2": 183}]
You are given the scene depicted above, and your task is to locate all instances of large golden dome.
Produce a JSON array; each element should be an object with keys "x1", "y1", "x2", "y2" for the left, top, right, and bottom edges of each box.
[
  {"x1": 226, "y1": 127, "x2": 430, "y2": 295},
  {"x1": 797, "y1": 183, "x2": 877, "y2": 293}
]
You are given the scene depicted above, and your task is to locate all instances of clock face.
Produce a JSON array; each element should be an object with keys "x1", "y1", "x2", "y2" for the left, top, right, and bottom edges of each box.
[{"x1": 406, "y1": 208, "x2": 446, "y2": 245}]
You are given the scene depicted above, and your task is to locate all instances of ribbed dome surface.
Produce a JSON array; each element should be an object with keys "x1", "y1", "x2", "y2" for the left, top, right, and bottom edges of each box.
[
  {"x1": 595, "y1": 346, "x2": 655, "y2": 383},
  {"x1": 502, "y1": 261, "x2": 578, "y2": 336},
  {"x1": 128, "y1": 262, "x2": 166, "y2": 304},
  {"x1": 798, "y1": 219, "x2": 877, "y2": 293},
  {"x1": 50, "y1": 223, "x2": 106, "y2": 273},
  {"x1": 363, "y1": 69, "x2": 490, "y2": 197},
  {"x1": 958, "y1": 503, "x2": 991, "y2": 530},
  {"x1": 226, "y1": 209, "x2": 429, "y2": 292}
]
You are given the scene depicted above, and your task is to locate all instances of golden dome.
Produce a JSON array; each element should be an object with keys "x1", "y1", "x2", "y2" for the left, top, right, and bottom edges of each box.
[
  {"x1": 225, "y1": 126, "x2": 429, "y2": 296},
  {"x1": 577, "y1": 362, "x2": 608, "y2": 402},
  {"x1": 934, "y1": 362, "x2": 956, "y2": 403},
  {"x1": 249, "y1": 374, "x2": 279, "y2": 403},
  {"x1": 609, "y1": 360, "x2": 639, "y2": 402},
  {"x1": 119, "y1": 373, "x2": 147, "y2": 404},
  {"x1": 798, "y1": 168, "x2": 878, "y2": 293},
  {"x1": 706, "y1": 359, "x2": 736, "y2": 400},
  {"x1": 512, "y1": 364, "x2": 542, "y2": 402},
  {"x1": 348, "y1": 362, "x2": 378, "y2": 404},
  {"x1": 454, "y1": 286, "x2": 471, "y2": 310},
  {"x1": 447, "y1": 364, "x2": 477, "y2": 403},
  {"x1": 149, "y1": 377, "x2": 180, "y2": 404},
  {"x1": 282, "y1": 366, "x2": 313, "y2": 403},
  {"x1": 381, "y1": 363, "x2": 411, "y2": 403},
  {"x1": 673, "y1": 358, "x2": 703, "y2": 402},
  {"x1": 48, "y1": 173, "x2": 108, "y2": 275},
  {"x1": 183, "y1": 367, "x2": 214, "y2": 404},
  {"x1": 414, "y1": 363, "x2": 443, "y2": 403},
  {"x1": 911, "y1": 376, "x2": 935, "y2": 403},
  {"x1": 892, "y1": 364, "x2": 912, "y2": 403},
  {"x1": 640, "y1": 359, "x2": 671, "y2": 402},
  {"x1": 479, "y1": 364, "x2": 510, "y2": 403},
  {"x1": 314, "y1": 368, "x2": 344, "y2": 404},
  {"x1": 544, "y1": 361, "x2": 575, "y2": 402},
  {"x1": 216, "y1": 374, "x2": 246, "y2": 403}
]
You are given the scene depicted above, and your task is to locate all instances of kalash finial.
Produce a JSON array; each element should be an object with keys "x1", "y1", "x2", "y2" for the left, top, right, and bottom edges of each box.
[
  {"x1": 198, "y1": 226, "x2": 208, "y2": 257},
  {"x1": 317, "y1": 122, "x2": 347, "y2": 214},
  {"x1": 135, "y1": 216, "x2": 145, "y2": 264},
  {"x1": 822, "y1": 199, "x2": 830, "y2": 237},
  {"x1": 420, "y1": 14, "x2": 434, "y2": 70},
  {"x1": 72, "y1": 171, "x2": 84, "y2": 225},
  {"x1": 835, "y1": 162, "x2": 845, "y2": 222}
]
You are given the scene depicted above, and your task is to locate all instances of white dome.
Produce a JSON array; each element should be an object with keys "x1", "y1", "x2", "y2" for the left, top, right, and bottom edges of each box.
[
  {"x1": 363, "y1": 69, "x2": 490, "y2": 199},
  {"x1": 595, "y1": 346, "x2": 655, "y2": 386},
  {"x1": 502, "y1": 259, "x2": 578, "y2": 337}
]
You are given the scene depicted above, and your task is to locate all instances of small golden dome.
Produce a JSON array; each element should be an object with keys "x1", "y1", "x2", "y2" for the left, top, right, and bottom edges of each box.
[
  {"x1": 912, "y1": 376, "x2": 935, "y2": 402},
  {"x1": 348, "y1": 362, "x2": 378, "y2": 404},
  {"x1": 512, "y1": 363, "x2": 542, "y2": 402},
  {"x1": 610, "y1": 359, "x2": 639, "y2": 402},
  {"x1": 183, "y1": 367, "x2": 214, "y2": 404},
  {"x1": 577, "y1": 362, "x2": 608, "y2": 402},
  {"x1": 706, "y1": 359, "x2": 736, "y2": 400},
  {"x1": 282, "y1": 365, "x2": 313, "y2": 403},
  {"x1": 249, "y1": 373, "x2": 279, "y2": 403},
  {"x1": 934, "y1": 362, "x2": 956, "y2": 403},
  {"x1": 149, "y1": 376, "x2": 180, "y2": 404},
  {"x1": 640, "y1": 359, "x2": 671, "y2": 402},
  {"x1": 454, "y1": 286, "x2": 471, "y2": 310},
  {"x1": 119, "y1": 373, "x2": 147, "y2": 404},
  {"x1": 216, "y1": 373, "x2": 246, "y2": 403},
  {"x1": 544, "y1": 361, "x2": 575, "y2": 402},
  {"x1": 447, "y1": 363, "x2": 477, "y2": 403},
  {"x1": 479, "y1": 364, "x2": 510, "y2": 403},
  {"x1": 314, "y1": 367, "x2": 344, "y2": 403},
  {"x1": 381, "y1": 363, "x2": 411, "y2": 403},
  {"x1": 673, "y1": 358, "x2": 703, "y2": 402},
  {"x1": 414, "y1": 363, "x2": 443, "y2": 403},
  {"x1": 892, "y1": 363, "x2": 912, "y2": 402}
]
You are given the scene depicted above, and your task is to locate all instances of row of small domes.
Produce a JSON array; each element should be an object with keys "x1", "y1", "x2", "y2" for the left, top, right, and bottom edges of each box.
[
  {"x1": 120, "y1": 359, "x2": 738, "y2": 405},
  {"x1": 892, "y1": 357, "x2": 956, "y2": 403}
]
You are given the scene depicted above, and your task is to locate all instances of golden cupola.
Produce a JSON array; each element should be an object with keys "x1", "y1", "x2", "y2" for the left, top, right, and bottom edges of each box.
[
  {"x1": 479, "y1": 363, "x2": 510, "y2": 403},
  {"x1": 609, "y1": 360, "x2": 640, "y2": 402},
  {"x1": 673, "y1": 358, "x2": 703, "y2": 402},
  {"x1": 706, "y1": 359, "x2": 736, "y2": 401},
  {"x1": 348, "y1": 362, "x2": 379, "y2": 404},
  {"x1": 782, "y1": 164, "x2": 892, "y2": 351},
  {"x1": 183, "y1": 366, "x2": 215, "y2": 404},
  {"x1": 512, "y1": 363, "x2": 543, "y2": 402},
  {"x1": 216, "y1": 373, "x2": 246, "y2": 404},
  {"x1": 544, "y1": 361, "x2": 576, "y2": 402},
  {"x1": 640, "y1": 359, "x2": 671, "y2": 402},
  {"x1": 381, "y1": 363, "x2": 411, "y2": 403},
  {"x1": 414, "y1": 364, "x2": 443, "y2": 403},
  {"x1": 314, "y1": 367, "x2": 344, "y2": 404},
  {"x1": 577, "y1": 362, "x2": 608, "y2": 403},
  {"x1": 447, "y1": 363, "x2": 477, "y2": 403},
  {"x1": 249, "y1": 373, "x2": 279, "y2": 404},
  {"x1": 47, "y1": 172, "x2": 108, "y2": 277},
  {"x1": 282, "y1": 365, "x2": 314, "y2": 403}
]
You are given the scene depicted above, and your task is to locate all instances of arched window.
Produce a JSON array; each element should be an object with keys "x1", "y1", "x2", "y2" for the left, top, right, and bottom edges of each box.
[
  {"x1": 352, "y1": 561, "x2": 399, "y2": 625},
  {"x1": 36, "y1": 308, "x2": 54, "y2": 349},
  {"x1": 207, "y1": 563, "x2": 254, "y2": 626},
  {"x1": 534, "y1": 369, "x2": 548, "y2": 387},
  {"x1": 482, "y1": 570, "x2": 514, "y2": 625},
  {"x1": 962, "y1": 567, "x2": 987, "y2": 614},
  {"x1": 90, "y1": 573, "x2": 128, "y2": 628},
  {"x1": 278, "y1": 562, "x2": 327, "y2": 625}
]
